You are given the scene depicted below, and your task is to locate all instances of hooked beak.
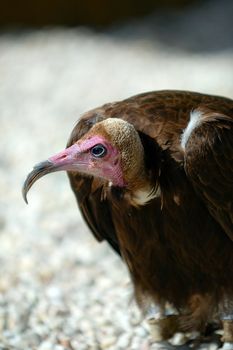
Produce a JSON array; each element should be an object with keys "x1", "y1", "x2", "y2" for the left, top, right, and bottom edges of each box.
[{"x1": 22, "y1": 143, "x2": 80, "y2": 204}]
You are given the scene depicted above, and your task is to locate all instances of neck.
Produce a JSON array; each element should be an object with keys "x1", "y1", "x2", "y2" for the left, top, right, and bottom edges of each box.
[{"x1": 124, "y1": 167, "x2": 160, "y2": 207}]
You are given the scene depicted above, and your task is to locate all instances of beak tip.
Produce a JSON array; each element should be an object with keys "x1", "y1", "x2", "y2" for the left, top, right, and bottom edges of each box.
[
  {"x1": 22, "y1": 159, "x2": 55, "y2": 205},
  {"x1": 22, "y1": 187, "x2": 29, "y2": 204}
]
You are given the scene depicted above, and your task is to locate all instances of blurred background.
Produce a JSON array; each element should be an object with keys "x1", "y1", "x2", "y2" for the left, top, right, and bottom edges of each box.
[{"x1": 0, "y1": 0, "x2": 233, "y2": 349}]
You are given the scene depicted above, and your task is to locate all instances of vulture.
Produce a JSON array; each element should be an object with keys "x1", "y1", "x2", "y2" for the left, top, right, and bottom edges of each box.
[{"x1": 23, "y1": 90, "x2": 233, "y2": 348}]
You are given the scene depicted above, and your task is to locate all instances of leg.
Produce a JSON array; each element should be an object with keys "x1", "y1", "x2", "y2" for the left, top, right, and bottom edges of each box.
[
  {"x1": 220, "y1": 298, "x2": 233, "y2": 349},
  {"x1": 148, "y1": 314, "x2": 182, "y2": 341},
  {"x1": 146, "y1": 303, "x2": 182, "y2": 342},
  {"x1": 220, "y1": 320, "x2": 233, "y2": 349}
]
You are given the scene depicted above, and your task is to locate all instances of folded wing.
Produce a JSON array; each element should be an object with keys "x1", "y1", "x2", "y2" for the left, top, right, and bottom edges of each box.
[{"x1": 184, "y1": 108, "x2": 233, "y2": 240}]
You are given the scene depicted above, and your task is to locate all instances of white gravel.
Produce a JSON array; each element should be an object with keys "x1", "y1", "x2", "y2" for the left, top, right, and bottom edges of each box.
[{"x1": 0, "y1": 0, "x2": 233, "y2": 348}]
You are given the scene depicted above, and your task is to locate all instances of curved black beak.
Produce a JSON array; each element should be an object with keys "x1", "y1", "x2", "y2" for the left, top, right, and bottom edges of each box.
[
  {"x1": 22, "y1": 160, "x2": 58, "y2": 204},
  {"x1": 22, "y1": 143, "x2": 81, "y2": 204}
]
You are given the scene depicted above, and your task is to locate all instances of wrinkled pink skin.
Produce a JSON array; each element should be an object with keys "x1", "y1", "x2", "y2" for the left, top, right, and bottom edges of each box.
[{"x1": 49, "y1": 136, "x2": 126, "y2": 187}]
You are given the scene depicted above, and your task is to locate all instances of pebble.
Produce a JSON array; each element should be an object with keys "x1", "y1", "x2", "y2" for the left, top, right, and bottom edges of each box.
[
  {"x1": 54, "y1": 345, "x2": 66, "y2": 350},
  {"x1": 209, "y1": 344, "x2": 220, "y2": 350},
  {"x1": 38, "y1": 340, "x2": 55, "y2": 350},
  {"x1": 169, "y1": 332, "x2": 188, "y2": 346},
  {"x1": 134, "y1": 326, "x2": 148, "y2": 338},
  {"x1": 46, "y1": 286, "x2": 62, "y2": 300},
  {"x1": 100, "y1": 336, "x2": 117, "y2": 348},
  {"x1": 116, "y1": 334, "x2": 131, "y2": 348}
]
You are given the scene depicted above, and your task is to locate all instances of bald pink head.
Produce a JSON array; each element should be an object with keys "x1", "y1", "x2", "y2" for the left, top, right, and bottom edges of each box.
[
  {"x1": 22, "y1": 118, "x2": 145, "y2": 203},
  {"x1": 48, "y1": 135, "x2": 125, "y2": 186},
  {"x1": 22, "y1": 133, "x2": 126, "y2": 202}
]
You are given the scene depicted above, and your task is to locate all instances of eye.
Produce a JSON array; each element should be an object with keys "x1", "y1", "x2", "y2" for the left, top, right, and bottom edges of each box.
[{"x1": 91, "y1": 144, "x2": 107, "y2": 158}]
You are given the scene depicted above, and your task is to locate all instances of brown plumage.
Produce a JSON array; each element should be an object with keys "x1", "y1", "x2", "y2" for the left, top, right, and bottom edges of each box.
[{"x1": 23, "y1": 90, "x2": 233, "y2": 343}]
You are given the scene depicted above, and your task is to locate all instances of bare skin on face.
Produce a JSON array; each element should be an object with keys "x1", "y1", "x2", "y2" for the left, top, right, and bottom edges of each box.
[{"x1": 23, "y1": 118, "x2": 153, "y2": 205}]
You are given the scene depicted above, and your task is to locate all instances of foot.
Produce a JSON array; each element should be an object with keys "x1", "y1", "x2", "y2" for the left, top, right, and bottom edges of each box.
[
  {"x1": 222, "y1": 320, "x2": 233, "y2": 342},
  {"x1": 147, "y1": 314, "x2": 181, "y2": 342}
]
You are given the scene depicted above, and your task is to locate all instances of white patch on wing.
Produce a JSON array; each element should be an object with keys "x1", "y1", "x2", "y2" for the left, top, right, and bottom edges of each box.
[
  {"x1": 132, "y1": 186, "x2": 161, "y2": 206},
  {"x1": 181, "y1": 109, "x2": 203, "y2": 149}
]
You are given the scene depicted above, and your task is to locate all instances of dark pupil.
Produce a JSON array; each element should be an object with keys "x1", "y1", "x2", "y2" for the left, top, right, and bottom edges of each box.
[{"x1": 91, "y1": 144, "x2": 107, "y2": 158}]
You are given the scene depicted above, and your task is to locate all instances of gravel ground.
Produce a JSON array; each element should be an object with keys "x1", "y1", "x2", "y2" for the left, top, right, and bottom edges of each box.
[{"x1": 0, "y1": 0, "x2": 233, "y2": 349}]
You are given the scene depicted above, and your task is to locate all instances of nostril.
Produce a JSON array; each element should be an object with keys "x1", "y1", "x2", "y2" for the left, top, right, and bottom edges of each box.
[{"x1": 59, "y1": 155, "x2": 67, "y2": 160}]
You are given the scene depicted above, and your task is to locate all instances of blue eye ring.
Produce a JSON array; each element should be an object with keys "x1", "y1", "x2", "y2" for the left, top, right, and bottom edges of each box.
[{"x1": 91, "y1": 144, "x2": 107, "y2": 158}]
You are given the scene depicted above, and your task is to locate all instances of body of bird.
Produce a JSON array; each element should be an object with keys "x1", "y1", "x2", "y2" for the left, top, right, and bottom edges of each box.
[{"x1": 23, "y1": 90, "x2": 233, "y2": 345}]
